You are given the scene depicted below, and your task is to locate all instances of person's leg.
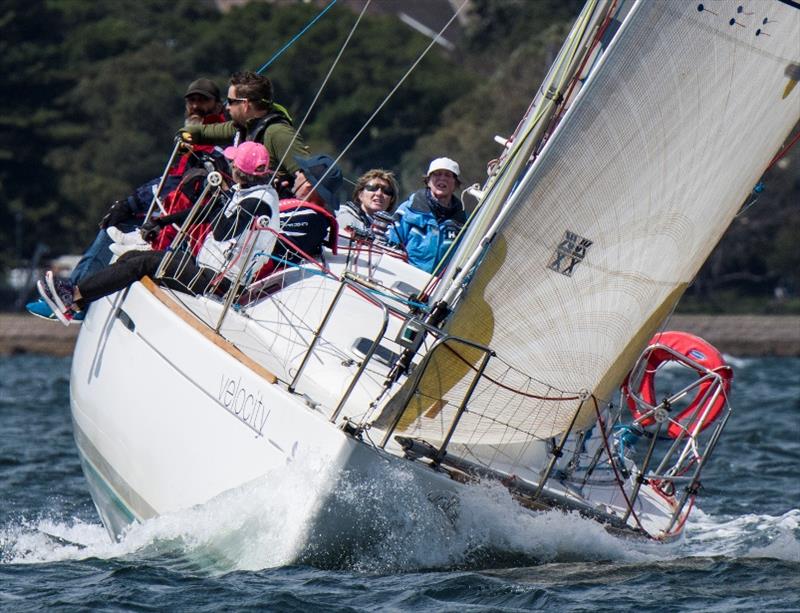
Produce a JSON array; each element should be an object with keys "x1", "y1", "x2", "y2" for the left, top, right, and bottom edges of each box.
[
  {"x1": 76, "y1": 250, "x2": 164, "y2": 306},
  {"x1": 69, "y1": 223, "x2": 138, "y2": 285},
  {"x1": 158, "y1": 254, "x2": 230, "y2": 297}
]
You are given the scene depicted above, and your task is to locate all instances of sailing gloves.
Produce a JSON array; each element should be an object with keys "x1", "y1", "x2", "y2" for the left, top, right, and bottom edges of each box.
[
  {"x1": 139, "y1": 217, "x2": 166, "y2": 242},
  {"x1": 99, "y1": 199, "x2": 135, "y2": 230}
]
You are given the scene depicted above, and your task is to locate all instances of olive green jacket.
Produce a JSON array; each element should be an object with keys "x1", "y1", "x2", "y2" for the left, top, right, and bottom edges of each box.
[{"x1": 184, "y1": 110, "x2": 309, "y2": 175}]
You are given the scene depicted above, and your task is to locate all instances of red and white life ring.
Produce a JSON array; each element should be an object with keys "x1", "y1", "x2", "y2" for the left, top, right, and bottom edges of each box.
[{"x1": 622, "y1": 331, "x2": 733, "y2": 438}]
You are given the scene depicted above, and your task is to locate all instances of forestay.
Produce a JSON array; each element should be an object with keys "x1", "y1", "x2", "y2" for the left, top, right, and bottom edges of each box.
[{"x1": 381, "y1": 0, "x2": 800, "y2": 470}]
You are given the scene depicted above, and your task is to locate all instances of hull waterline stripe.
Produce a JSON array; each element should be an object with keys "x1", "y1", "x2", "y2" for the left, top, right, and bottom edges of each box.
[
  {"x1": 140, "y1": 277, "x2": 278, "y2": 384},
  {"x1": 72, "y1": 419, "x2": 155, "y2": 521}
]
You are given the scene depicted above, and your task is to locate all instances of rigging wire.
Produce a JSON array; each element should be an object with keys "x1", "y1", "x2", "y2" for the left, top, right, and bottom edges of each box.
[
  {"x1": 255, "y1": 0, "x2": 339, "y2": 74},
  {"x1": 273, "y1": 0, "x2": 372, "y2": 226},
  {"x1": 307, "y1": 0, "x2": 471, "y2": 193}
]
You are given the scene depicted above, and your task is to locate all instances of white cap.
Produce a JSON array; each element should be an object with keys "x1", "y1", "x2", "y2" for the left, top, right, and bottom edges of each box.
[{"x1": 426, "y1": 157, "x2": 460, "y2": 178}]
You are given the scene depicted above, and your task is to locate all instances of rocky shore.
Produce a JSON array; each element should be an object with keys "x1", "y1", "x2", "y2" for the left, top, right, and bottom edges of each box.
[{"x1": 1, "y1": 313, "x2": 798, "y2": 358}]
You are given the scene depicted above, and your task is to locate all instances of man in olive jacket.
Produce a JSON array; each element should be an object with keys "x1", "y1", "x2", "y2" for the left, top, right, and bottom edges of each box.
[{"x1": 182, "y1": 71, "x2": 309, "y2": 197}]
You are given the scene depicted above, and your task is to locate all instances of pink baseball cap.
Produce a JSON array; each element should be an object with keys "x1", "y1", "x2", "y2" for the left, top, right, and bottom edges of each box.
[{"x1": 223, "y1": 141, "x2": 270, "y2": 176}]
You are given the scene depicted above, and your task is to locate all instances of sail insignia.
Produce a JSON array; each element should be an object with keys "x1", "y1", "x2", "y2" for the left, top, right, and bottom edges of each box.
[{"x1": 548, "y1": 230, "x2": 594, "y2": 277}]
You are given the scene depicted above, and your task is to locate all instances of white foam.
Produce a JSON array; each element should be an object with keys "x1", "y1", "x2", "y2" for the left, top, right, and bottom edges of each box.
[
  {"x1": 3, "y1": 465, "x2": 797, "y2": 572},
  {"x1": 683, "y1": 507, "x2": 800, "y2": 561}
]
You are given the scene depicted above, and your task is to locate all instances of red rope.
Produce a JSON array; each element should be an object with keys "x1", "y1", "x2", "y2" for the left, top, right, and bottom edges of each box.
[
  {"x1": 441, "y1": 343, "x2": 581, "y2": 401},
  {"x1": 765, "y1": 128, "x2": 800, "y2": 172}
]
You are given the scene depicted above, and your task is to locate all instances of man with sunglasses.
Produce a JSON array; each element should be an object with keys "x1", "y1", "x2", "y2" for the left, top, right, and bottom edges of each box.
[
  {"x1": 181, "y1": 71, "x2": 309, "y2": 198},
  {"x1": 387, "y1": 157, "x2": 466, "y2": 274}
]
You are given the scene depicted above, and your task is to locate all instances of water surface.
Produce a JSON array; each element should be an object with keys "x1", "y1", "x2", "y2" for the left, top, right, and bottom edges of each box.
[{"x1": 1, "y1": 354, "x2": 798, "y2": 610}]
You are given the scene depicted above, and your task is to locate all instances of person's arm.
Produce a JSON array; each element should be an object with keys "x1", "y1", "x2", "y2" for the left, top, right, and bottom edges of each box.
[
  {"x1": 181, "y1": 121, "x2": 237, "y2": 146},
  {"x1": 387, "y1": 203, "x2": 409, "y2": 247},
  {"x1": 264, "y1": 123, "x2": 309, "y2": 175}
]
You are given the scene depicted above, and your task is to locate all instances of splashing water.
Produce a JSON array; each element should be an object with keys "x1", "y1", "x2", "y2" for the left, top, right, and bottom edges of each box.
[{"x1": 2, "y1": 458, "x2": 797, "y2": 574}]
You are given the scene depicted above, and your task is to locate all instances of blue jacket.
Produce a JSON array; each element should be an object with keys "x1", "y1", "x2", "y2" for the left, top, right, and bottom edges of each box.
[{"x1": 388, "y1": 188, "x2": 466, "y2": 273}]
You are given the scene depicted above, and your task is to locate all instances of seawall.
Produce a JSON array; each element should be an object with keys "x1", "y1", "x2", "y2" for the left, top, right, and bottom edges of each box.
[{"x1": 1, "y1": 313, "x2": 798, "y2": 357}]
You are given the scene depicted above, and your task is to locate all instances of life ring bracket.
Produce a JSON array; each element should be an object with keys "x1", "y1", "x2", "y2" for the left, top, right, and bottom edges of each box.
[{"x1": 621, "y1": 331, "x2": 733, "y2": 439}]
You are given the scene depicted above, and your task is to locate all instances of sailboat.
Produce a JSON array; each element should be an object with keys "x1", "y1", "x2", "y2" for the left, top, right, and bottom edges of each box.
[{"x1": 67, "y1": 0, "x2": 800, "y2": 561}]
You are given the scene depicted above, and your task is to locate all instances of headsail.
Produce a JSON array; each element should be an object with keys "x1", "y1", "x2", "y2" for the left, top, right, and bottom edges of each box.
[
  {"x1": 380, "y1": 0, "x2": 800, "y2": 469},
  {"x1": 426, "y1": 0, "x2": 617, "y2": 292}
]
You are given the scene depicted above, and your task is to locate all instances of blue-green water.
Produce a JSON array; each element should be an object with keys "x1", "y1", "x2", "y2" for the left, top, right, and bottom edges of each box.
[{"x1": 1, "y1": 354, "x2": 798, "y2": 611}]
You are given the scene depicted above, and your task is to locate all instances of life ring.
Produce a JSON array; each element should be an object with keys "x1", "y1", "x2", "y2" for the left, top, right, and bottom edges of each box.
[{"x1": 622, "y1": 331, "x2": 733, "y2": 438}]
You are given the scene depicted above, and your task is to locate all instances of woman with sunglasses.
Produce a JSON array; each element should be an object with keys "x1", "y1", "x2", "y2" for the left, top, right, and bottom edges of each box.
[{"x1": 337, "y1": 169, "x2": 400, "y2": 241}]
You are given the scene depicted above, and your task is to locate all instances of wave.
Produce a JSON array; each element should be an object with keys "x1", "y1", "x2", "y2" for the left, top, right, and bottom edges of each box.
[
  {"x1": 683, "y1": 507, "x2": 800, "y2": 562},
  {"x1": 2, "y1": 461, "x2": 797, "y2": 573}
]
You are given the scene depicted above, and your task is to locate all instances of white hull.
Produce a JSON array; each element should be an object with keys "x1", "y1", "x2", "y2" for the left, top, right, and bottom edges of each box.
[
  {"x1": 70, "y1": 257, "x2": 686, "y2": 559},
  {"x1": 70, "y1": 277, "x2": 463, "y2": 562}
]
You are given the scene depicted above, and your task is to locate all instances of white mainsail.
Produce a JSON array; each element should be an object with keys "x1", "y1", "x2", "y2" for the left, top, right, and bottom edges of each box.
[{"x1": 382, "y1": 0, "x2": 800, "y2": 469}]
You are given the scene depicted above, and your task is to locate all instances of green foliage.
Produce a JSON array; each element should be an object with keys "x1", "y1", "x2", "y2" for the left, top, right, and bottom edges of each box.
[
  {"x1": 0, "y1": 0, "x2": 68, "y2": 268},
  {"x1": 0, "y1": 0, "x2": 472, "y2": 268},
  {"x1": 1, "y1": 0, "x2": 797, "y2": 314}
]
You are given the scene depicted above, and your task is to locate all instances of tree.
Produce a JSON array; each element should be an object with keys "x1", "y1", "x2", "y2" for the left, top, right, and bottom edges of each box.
[{"x1": 0, "y1": 0, "x2": 68, "y2": 268}]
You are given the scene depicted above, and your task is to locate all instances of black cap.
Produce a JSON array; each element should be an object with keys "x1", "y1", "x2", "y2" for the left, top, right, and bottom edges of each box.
[
  {"x1": 184, "y1": 78, "x2": 220, "y2": 101},
  {"x1": 294, "y1": 154, "x2": 343, "y2": 210}
]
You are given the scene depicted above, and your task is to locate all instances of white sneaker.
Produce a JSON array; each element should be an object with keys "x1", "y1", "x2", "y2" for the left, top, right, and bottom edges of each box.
[
  {"x1": 109, "y1": 242, "x2": 151, "y2": 256},
  {"x1": 106, "y1": 226, "x2": 149, "y2": 247}
]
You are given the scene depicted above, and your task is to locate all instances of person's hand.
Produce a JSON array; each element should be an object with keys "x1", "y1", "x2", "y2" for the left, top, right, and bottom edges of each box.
[
  {"x1": 178, "y1": 124, "x2": 202, "y2": 145},
  {"x1": 99, "y1": 200, "x2": 133, "y2": 229},
  {"x1": 139, "y1": 218, "x2": 164, "y2": 243}
]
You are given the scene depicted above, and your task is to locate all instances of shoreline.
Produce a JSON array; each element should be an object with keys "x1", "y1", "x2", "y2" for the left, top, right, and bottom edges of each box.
[{"x1": 1, "y1": 313, "x2": 798, "y2": 358}]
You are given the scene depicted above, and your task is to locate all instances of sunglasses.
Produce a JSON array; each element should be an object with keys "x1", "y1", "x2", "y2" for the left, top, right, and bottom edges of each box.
[
  {"x1": 363, "y1": 183, "x2": 394, "y2": 196},
  {"x1": 225, "y1": 96, "x2": 248, "y2": 106}
]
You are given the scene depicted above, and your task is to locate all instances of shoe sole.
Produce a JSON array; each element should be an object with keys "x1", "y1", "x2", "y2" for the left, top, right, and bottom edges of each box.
[
  {"x1": 36, "y1": 280, "x2": 72, "y2": 326},
  {"x1": 26, "y1": 307, "x2": 58, "y2": 321},
  {"x1": 45, "y1": 271, "x2": 69, "y2": 313}
]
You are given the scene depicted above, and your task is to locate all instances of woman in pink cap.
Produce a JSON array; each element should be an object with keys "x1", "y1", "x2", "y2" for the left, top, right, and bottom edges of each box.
[{"x1": 37, "y1": 142, "x2": 280, "y2": 325}]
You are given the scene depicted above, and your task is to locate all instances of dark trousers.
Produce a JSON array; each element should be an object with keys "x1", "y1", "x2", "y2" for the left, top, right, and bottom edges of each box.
[
  {"x1": 69, "y1": 223, "x2": 138, "y2": 285},
  {"x1": 76, "y1": 249, "x2": 230, "y2": 306}
]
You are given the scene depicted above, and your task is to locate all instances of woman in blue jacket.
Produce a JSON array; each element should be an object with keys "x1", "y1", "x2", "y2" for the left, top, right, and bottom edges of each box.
[{"x1": 388, "y1": 157, "x2": 466, "y2": 273}]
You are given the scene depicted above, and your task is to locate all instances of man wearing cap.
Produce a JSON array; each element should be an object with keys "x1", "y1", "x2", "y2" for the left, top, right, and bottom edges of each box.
[
  {"x1": 26, "y1": 78, "x2": 227, "y2": 320},
  {"x1": 388, "y1": 157, "x2": 466, "y2": 274},
  {"x1": 181, "y1": 71, "x2": 309, "y2": 198},
  {"x1": 183, "y1": 78, "x2": 225, "y2": 125}
]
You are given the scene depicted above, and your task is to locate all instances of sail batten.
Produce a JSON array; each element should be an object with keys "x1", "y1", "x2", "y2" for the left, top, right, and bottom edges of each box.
[{"x1": 384, "y1": 0, "x2": 800, "y2": 467}]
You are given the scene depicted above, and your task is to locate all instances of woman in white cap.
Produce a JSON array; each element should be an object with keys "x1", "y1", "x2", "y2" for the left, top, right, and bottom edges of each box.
[
  {"x1": 37, "y1": 142, "x2": 280, "y2": 325},
  {"x1": 387, "y1": 157, "x2": 466, "y2": 273}
]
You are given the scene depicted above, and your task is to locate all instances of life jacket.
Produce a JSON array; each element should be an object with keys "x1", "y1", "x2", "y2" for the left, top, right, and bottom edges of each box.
[
  {"x1": 152, "y1": 148, "x2": 229, "y2": 253},
  {"x1": 196, "y1": 184, "x2": 280, "y2": 283},
  {"x1": 238, "y1": 109, "x2": 296, "y2": 198},
  {"x1": 244, "y1": 110, "x2": 292, "y2": 144},
  {"x1": 253, "y1": 198, "x2": 338, "y2": 281}
]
